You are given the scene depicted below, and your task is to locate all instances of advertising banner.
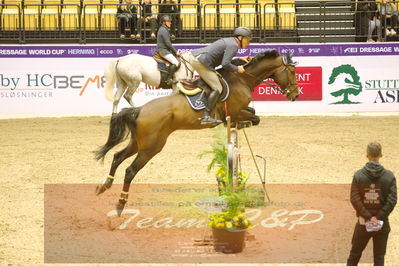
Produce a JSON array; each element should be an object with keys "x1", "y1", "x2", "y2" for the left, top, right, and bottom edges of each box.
[
  {"x1": 1, "y1": 44, "x2": 398, "y2": 116},
  {"x1": 252, "y1": 66, "x2": 323, "y2": 101}
]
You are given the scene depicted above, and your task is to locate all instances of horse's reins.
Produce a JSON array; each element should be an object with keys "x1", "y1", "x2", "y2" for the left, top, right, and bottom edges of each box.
[
  {"x1": 243, "y1": 63, "x2": 293, "y2": 95},
  {"x1": 179, "y1": 55, "x2": 194, "y2": 77}
]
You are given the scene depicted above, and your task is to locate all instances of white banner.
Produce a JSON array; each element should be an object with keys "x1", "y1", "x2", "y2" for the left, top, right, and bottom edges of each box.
[{"x1": 0, "y1": 55, "x2": 398, "y2": 117}]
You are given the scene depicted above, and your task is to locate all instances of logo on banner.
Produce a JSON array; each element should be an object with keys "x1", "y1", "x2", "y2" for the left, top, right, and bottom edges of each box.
[
  {"x1": 0, "y1": 73, "x2": 105, "y2": 98},
  {"x1": 328, "y1": 64, "x2": 362, "y2": 104},
  {"x1": 251, "y1": 66, "x2": 322, "y2": 101}
]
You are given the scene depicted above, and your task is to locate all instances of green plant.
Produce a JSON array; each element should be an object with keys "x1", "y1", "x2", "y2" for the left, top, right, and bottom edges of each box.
[
  {"x1": 216, "y1": 167, "x2": 249, "y2": 188},
  {"x1": 200, "y1": 126, "x2": 252, "y2": 230},
  {"x1": 198, "y1": 128, "x2": 228, "y2": 174}
]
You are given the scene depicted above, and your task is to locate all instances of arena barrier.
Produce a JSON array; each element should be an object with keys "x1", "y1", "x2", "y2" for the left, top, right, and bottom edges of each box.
[
  {"x1": 1, "y1": 1, "x2": 399, "y2": 44},
  {"x1": 0, "y1": 43, "x2": 398, "y2": 117}
]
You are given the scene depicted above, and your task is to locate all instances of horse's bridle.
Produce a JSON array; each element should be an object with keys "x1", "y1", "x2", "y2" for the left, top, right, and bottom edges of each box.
[
  {"x1": 243, "y1": 60, "x2": 297, "y2": 96},
  {"x1": 271, "y1": 64, "x2": 298, "y2": 95}
]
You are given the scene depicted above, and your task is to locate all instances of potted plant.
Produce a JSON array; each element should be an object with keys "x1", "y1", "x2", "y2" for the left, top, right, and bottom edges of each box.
[
  {"x1": 206, "y1": 188, "x2": 252, "y2": 253},
  {"x1": 199, "y1": 127, "x2": 253, "y2": 253}
]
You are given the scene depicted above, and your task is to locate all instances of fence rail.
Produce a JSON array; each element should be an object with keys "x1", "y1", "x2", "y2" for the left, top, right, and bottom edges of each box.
[{"x1": 0, "y1": 1, "x2": 398, "y2": 43}]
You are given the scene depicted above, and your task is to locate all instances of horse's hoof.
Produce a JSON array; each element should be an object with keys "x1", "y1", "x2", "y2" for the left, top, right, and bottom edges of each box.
[
  {"x1": 237, "y1": 121, "x2": 253, "y2": 129},
  {"x1": 116, "y1": 200, "x2": 127, "y2": 217},
  {"x1": 95, "y1": 185, "x2": 106, "y2": 196}
]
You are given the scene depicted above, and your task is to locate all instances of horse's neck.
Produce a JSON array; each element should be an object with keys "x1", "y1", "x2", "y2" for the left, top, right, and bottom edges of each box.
[
  {"x1": 176, "y1": 66, "x2": 191, "y2": 79},
  {"x1": 176, "y1": 62, "x2": 193, "y2": 79},
  {"x1": 245, "y1": 57, "x2": 283, "y2": 88},
  {"x1": 176, "y1": 53, "x2": 195, "y2": 79},
  {"x1": 224, "y1": 72, "x2": 252, "y2": 106}
]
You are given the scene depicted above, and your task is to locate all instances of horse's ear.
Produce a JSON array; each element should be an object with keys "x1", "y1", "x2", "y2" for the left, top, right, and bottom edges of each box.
[
  {"x1": 286, "y1": 51, "x2": 293, "y2": 64},
  {"x1": 285, "y1": 51, "x2": 298, "y2": 66}
]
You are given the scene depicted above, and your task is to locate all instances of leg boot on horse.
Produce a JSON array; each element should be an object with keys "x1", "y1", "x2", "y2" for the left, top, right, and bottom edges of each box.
[{"x1": 200, "y1": 90, "x2": 223, "y2": 125}]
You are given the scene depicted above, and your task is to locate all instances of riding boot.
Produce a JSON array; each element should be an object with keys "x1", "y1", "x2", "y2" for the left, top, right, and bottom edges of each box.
[
  {"x1": 200, "y1": 90, "x2": 223, "y2": 125},
  {"x1": 166, "y1": 64, "x2": 178, "y2": 86}
]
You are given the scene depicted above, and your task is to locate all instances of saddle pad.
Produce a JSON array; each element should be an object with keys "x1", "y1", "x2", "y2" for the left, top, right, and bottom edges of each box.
[
  {"x1": 157, "y1": 62, "x2": 168, "y2": 72},
  {"x1": 184, "y1": 78, "x2": 230, "y2": 111},
  {"x1": 185, "y1": 91, "x2": 207, "y2": 110}
]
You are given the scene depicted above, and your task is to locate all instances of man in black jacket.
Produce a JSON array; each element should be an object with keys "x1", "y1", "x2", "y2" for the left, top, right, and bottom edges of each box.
[{"x1": 347, "y1": 142, "x2": 397, "y2": 266}]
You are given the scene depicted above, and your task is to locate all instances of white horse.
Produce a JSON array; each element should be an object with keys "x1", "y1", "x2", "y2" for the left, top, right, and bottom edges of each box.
[{"x1": 103, "y1": 52, "x2": 195, "y2": 114}]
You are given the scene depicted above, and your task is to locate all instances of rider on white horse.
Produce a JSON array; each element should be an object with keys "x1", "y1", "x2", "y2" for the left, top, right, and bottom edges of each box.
[
  {"x1": 186, "y1": 27, "x2": 252, "y2": 125},
  {"x1": 157, "y1": 15, "x2": 180, "y2": 86}
]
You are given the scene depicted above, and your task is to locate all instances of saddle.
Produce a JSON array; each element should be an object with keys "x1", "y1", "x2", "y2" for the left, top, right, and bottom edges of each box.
[
  {"x1": 177, "y1": 75, "x2": 230, "y2": 110},
  {"x1": 153, "y1": 51, "x2": 170, "y2": 71},
  {"x1": 179, "y1": 75, "x2": 229, "y2": 98},
  {"x1": 153, "y1": 51, "x2": 181, "y2": 89}
]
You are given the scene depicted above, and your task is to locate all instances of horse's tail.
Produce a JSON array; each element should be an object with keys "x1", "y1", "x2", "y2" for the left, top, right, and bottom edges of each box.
[
  {"x1": 94, "y1": 107, "x2": 141, "y2": 161},
  {"x1": 104, "y1": 59, "x2": 118, "y2": 102}
]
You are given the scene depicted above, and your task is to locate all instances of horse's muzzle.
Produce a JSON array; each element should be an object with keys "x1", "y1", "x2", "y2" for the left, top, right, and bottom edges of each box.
[{"x1": 288, "y1": 92, "x2": 299, "y2": 102}]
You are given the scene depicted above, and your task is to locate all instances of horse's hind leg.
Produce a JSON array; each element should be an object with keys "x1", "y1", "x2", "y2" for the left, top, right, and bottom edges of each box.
[
  {"x1": 112, "y1": 78, "x2": 128, "y2": 115},
  {"x1": 95, "y1": 138, "x2": 138, "y2": 195},
  {"x1": 123, "y1": 79, "x2": 141, "y2": 107},
  {"x1": 116, "y1": 136, "x2": 168, "y2": 215}
]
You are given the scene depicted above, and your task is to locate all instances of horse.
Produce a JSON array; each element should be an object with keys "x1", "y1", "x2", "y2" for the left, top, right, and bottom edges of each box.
[
  {"x1": 95, "y1": 50, "x2": 299, "y2": 215},
  {"x1": 103, "y1": 52, "x2": 195, "y2": 114}
]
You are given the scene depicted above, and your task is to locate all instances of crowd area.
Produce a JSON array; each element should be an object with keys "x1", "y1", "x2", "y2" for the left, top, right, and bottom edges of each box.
[
  {"x1": 1, "y1": 0, "x2": 399, "y2": 43},
  {"x1": 356, "y1": 0, "x2": 398, "y2": 42}
]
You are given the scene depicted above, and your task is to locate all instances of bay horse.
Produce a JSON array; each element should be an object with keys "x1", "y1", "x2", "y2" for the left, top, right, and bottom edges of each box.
[
  {"x1": 103, "y1": 53, "x2": 195, "y2": 114},
  {"x1": 95, "y1": 50, "x2": 299, "y2": 215}
]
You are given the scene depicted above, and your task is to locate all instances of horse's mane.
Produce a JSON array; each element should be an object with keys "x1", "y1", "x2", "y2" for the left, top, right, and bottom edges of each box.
[
  {"x1": 219, "y1": 50, "x2": 280, "y2": 75},
  {"x1": 247, "y1": 49, "x2": 280, "y2": 66},
  {"x1": 230, "y1": 50, "x2": 280, "y2": 67}
]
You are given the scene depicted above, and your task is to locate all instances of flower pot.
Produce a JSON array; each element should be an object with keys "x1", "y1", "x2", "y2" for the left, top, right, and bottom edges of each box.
[{"x1": 212, "y1": 227, "x2": 246, "y2": 253}]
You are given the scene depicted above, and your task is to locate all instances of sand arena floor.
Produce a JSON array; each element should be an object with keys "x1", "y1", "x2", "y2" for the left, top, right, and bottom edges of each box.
[{"x1": 0, "y1": 115, "x2": 398, "y2": 265}]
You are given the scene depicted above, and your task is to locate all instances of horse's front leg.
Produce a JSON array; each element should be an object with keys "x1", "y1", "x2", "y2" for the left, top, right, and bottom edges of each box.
[
  {"x1": 234, "y1": 108, "x2": 260, "y2": 128},
  {"x1": 246, "y1": 106, "x2": 256, "y2": 115}
]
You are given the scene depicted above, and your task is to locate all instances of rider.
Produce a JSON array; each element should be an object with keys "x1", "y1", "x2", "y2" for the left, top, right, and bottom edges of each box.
[
  {"x1": 188, "y1": 26, "x2": 252, "y2": 124},
  {"x1": 157, "y1": 15, "x2": 180, "y2": 86}
]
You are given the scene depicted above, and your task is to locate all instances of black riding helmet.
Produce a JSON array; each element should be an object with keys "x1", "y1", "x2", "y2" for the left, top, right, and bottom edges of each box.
[
  {"x1": 233, "y1": 26, "x2": 252, "y2": 40},
  {"x1": 161, "y1": 15, "x2": 172, "y2": 24}
]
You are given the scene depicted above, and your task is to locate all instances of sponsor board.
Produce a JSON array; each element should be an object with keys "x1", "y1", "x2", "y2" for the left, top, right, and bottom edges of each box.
[
  {"x1": 324, "y1": 58, "x2": 399, "y2": 113},
  {"x1": 0, "y1": 45, "x2": 398, "y2": 116},
  {"x1": 1, "y1": 43, "x2": 399, "y2": 58},
  {"x1": 252, "y1": 67, "x2": 322, "y2": 101}
]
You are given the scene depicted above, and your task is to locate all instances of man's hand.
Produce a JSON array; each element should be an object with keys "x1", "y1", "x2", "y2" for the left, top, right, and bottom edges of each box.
[
  {"x1": 370, "y1": 216, "x2": 378, "y2": 223},
  {"x1": 176, "y1": 51, "x2": 181, "y2": 57},
  {"x1": 239, "y1": 56, "x2": 252, "y2": 64},
  {"x1": 237, "y1": 65, "x2": 245, "y2": 73}
]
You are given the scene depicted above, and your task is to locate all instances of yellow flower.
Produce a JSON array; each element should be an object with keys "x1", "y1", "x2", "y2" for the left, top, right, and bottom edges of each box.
[
  {"x1": 225, "y1": 222, "x2": 233, "y2": 228},
  {"x1": 216, "y1": 223, "x2": 224, "y2": 228}
]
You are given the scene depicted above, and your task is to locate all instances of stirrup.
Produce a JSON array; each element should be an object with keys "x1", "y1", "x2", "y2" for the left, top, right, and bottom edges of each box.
[{"x1": 199, "y1": 115, "x2": 222, "y2": 125}]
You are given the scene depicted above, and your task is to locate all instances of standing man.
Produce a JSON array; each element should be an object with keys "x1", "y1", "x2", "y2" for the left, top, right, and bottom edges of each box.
[
  {"x1": 157, "y1": 15, "x2": 180, "y2": 86},
  {"x1": 187, "y1": 26, "x2": 252, "y2": 125},
  {"x1": 347, "y1": 142, "x2": 397, "y2": 266}
]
